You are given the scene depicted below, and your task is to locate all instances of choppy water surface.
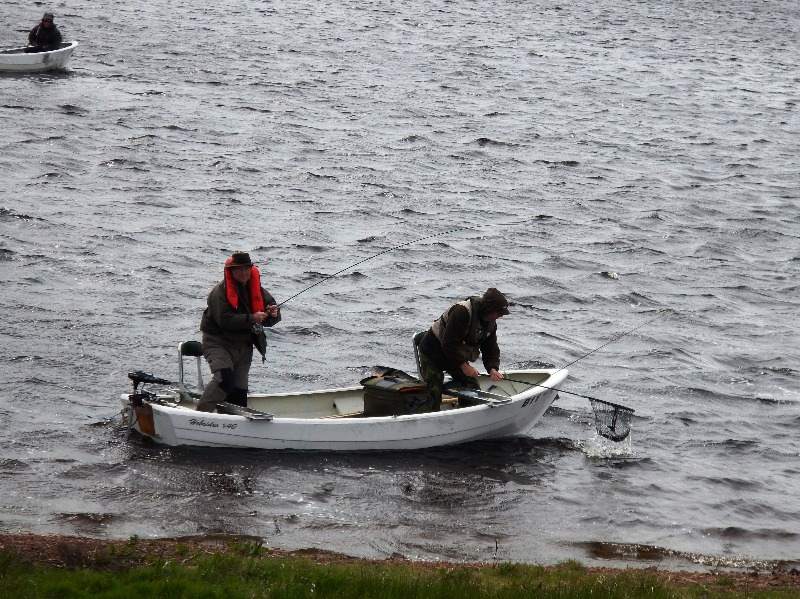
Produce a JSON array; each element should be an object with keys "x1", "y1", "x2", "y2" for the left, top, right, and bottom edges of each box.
[{"x1": 1, "y1": 0, "x2": 798, "y2": 570}]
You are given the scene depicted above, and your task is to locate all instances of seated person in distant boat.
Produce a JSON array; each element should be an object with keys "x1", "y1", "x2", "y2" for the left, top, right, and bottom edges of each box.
[
  {"x1": 416, "y1": 288, "x2": 509, "y2": 411},
  {"x1": 196, "y1": 252, "x2": 281, "y2": 412},
  {"x1": 26, "y1": 12, "x2": 63, "y2": 52}
]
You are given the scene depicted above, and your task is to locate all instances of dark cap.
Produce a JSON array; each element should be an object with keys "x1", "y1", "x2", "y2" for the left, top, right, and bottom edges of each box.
[
  {"x1": 225, "y1": 251, "x2": 253, "y2": 268},
  {"x1": 42, "y1": 12, "x2": 55, "y2": 21},
  {"x1": 481, "y1": 287, "x2": 510, "y2": 316}
]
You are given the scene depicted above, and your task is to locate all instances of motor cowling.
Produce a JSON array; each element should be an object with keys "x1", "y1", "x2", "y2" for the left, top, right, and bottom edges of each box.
[{"x1": 128, "y1": 371, "x2": 173, "y2": 388}]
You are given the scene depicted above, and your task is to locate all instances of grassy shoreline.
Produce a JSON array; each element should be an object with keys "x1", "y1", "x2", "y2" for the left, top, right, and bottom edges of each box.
[{"x1": 1, "y1": 533, "x2": 798, "y2": 597}]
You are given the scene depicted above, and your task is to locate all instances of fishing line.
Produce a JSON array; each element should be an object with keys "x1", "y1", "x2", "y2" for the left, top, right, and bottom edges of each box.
[
  {"x1": 277, "y1": 225, "x2": 471, "y2": 306},
  {"x1": 493, "y1": 310, "x2": 672, "y2": 442},
  {"x1": 276, "y1": 215, "x2": 548, "y2": 307},
  {"x1": 555, "y1": 307, "x2": 673, "y2": 373},
  {"x1": 508, "y1": 308, "x2": 674, "y2": 390},
  {"x1": 504, "y1": 308, "x2": 673, "y2": 395}
]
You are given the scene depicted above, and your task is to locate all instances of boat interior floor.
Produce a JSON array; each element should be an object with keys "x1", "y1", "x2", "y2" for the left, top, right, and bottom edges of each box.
[{"x1": 210, "y1": 395, "x2": 465, "y2": 419}]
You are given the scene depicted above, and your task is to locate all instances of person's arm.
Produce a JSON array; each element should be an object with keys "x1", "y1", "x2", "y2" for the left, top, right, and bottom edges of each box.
[
  {"x1": 480, "y1": 326, "x2": 502, "y2": 379},
  {"x1": 54, "y1": 27, "x2": 62, "y2": 45},
  {"x1": 28, "y1": 26, "x2": 37, "y2": 45},
  {"x1": 260, "y1": 288, "x2": 281, "y2": 327}
]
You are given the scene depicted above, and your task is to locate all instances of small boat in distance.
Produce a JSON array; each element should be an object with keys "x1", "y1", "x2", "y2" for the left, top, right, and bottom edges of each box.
[
  {"x1": 121, "y1": 341, "x2": 566, "y2": 451},
  {"x1": 0, "y1": 41, "x2": 78, "y2": 73}
]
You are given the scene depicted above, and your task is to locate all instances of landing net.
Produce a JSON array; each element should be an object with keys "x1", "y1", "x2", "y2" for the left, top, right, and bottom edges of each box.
[{"x1": 589, "y1": 398, "x2": 634, "y2": 442}]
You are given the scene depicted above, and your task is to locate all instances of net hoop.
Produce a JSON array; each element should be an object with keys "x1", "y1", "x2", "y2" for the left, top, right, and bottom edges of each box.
[{"x1": 589, "y1": 398, "x2": 635, "y2": 442}]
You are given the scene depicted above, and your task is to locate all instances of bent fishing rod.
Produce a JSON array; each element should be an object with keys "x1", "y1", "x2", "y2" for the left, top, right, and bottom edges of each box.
[
  {"x1": 502, "y1": 308, "x2": 674, "y2": 407},
  {"x1": 276, "y1": 216, "x2": 547, "y2": 307}
]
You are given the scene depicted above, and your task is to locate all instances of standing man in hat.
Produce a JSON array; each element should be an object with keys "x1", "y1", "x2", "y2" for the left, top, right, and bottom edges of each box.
[
  {"x1": 416, "y1": 288, "x2": 510, "y2": 411},
  {"x1": 27, "y1": 12, "x2": 62, "y2": 52},
  {"x1": 196, "y1": 252, "x2": 281, "y2": 412}
]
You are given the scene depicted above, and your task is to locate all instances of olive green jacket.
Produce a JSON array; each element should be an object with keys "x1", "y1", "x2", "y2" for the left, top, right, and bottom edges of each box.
[
  {"x1": 428, "y1": 297, "x2": 500, "y2": 372},
  {"x1": 200, "y1": 281, "x2": 280, "y2": 347}
]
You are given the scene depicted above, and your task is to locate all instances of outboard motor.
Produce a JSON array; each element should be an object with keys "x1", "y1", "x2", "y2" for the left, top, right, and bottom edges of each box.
[
  {"x1": 128, "y1": 370, "x2": 173, "y2": 389},
  {"x1": 128, "y1": 370, "x2": 172, "y2": 403},
  {"x1": 126, "y1": 371, "x2": 172, "y2": 435}
]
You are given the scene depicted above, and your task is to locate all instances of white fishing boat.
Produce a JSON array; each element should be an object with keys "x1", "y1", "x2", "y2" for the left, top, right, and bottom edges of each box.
[
  {"x1": 121, "y1": 341, "x2": 566, "y2": 451},
  {"x1": 0, "y1": 41, "x2": 78, "y2": 72}
]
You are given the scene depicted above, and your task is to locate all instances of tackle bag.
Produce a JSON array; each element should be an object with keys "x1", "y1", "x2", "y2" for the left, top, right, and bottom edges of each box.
[{"x1": 359, "y1": 368, "x2": 431, "y2": 416}]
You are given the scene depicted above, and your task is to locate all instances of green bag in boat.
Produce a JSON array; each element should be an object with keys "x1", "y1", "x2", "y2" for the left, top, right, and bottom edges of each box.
[{"x1": 359, "y1": 368, "x2": 431, "y2": 416}]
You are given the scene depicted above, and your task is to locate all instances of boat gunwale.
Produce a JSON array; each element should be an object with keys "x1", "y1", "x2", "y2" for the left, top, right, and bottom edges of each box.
[
  {"x1": 147, "y1": 368, "x2": 566, "y2": 425},
  {"x1": 0, "y1": 41, "x2": 78, "y2": 56}
]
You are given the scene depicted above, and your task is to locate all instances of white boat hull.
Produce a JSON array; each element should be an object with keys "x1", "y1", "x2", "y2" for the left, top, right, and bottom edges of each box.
[
  {"x1": 122, "y1": 369, "x2": 566, "y2": 451},
  {"x1": 0, "y1": 41, "x2": 77, "y2": 72}
]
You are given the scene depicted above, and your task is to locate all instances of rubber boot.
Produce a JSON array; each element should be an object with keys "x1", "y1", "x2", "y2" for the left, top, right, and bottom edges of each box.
[{"x1": 226, "y1": 388, "x2": 248, "y2": 408}]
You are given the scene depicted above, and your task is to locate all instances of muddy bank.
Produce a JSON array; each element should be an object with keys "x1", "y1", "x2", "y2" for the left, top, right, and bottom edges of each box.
[{"x1": 1, "y1": 533, "x2": 798, "y2": 593}]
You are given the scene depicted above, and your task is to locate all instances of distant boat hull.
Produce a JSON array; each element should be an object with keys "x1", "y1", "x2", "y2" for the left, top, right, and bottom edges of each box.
[{"x1": 0, "y1": 41, "x2": 78, "y2": 72}]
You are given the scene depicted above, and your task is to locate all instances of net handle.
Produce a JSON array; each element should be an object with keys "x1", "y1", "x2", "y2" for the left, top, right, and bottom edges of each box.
[{"x1": 589, "y1": 396, "x2": 635, "y2": 414}]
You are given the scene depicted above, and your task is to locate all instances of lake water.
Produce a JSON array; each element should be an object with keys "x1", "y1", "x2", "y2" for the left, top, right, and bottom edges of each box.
[{"x1": 1, "y1": 0, "x2": 798, "y2": 571}]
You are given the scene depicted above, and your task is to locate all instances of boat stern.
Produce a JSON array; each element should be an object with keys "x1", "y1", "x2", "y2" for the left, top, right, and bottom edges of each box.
[
  {"x1": 121, "y1": 370, "x2": 184, "y2": 445},
  {"x1": 121, "y1": 392, "x2": 181, "y2": 445}
]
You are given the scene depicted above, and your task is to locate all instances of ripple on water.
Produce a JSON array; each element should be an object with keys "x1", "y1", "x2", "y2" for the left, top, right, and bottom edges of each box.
[
  {"x1": 0, "y1": 459, "x2": 31, "y2": 473},
  {"x1": 0, "y1": 0, "x2": 798, "y2": 567}
]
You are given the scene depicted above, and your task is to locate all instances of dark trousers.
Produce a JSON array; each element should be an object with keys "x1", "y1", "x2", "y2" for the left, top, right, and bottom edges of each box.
[
  {"x1": 196, "y1": 336, "x2": 253, "y2": 412},
  {"x1": 417, "y1": 334, "x2": 479, "y2": 411}
]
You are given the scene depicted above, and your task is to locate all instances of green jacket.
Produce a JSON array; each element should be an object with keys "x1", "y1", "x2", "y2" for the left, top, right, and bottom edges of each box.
[
  {"x1": 428, "y1": 296, "x2": 500, "y2": 372},
  {"x1": 200, "y1": 281, "x2": 280, "y2": 347}
]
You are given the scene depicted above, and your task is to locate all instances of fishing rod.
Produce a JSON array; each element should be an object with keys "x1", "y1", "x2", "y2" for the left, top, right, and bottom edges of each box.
[
  {"x1": 276, "y1": 215, "x2": 548, "y2": 307},
  {"x1": 473, "y1": 311, "x2": 666, "y2": 442},
  {"x1": 493, "y1": 308, "x2": 673, "y2": 440},
  {"x1": 276, "y1": 224, "x2": 471, "y2": 306},
  {"x1": 555, "y1": 307, "x2": 673, "y2": 374},
  {"x1": 501, "y1": 308, "x2": 673, "y2": 399}
]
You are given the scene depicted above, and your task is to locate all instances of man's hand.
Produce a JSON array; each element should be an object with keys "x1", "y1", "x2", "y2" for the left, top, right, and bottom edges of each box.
[
  {"x1": 461, "y1": 363, "x2": 480, "y2": 379},
  {"x1": 489, "y1": 369, "x2": 504, "y2": 382},
  {"x1": 254, "y1": 305, "x2": 279, "y2": 323}
]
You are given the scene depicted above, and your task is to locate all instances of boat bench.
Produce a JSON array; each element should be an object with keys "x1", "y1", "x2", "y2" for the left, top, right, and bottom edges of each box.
[{"x1": 326, "y1": 393, "x2": 459, "y2": 418}]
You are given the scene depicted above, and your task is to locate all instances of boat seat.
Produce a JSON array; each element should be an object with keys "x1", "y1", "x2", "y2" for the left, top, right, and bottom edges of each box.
[
  {"x1": 179, "y1": 341, "x2": 203, "y2": 357},
  {"x1": 178, "y1": 340, "x2": 205, "y2": 392}
]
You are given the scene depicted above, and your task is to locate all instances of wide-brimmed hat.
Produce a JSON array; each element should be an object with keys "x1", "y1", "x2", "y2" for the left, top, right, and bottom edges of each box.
[
  {"x1": 225, "y1": 251, "x2": 253, "y2": 268},
  {"x1": 481, "y1": 287, "x2": 510, "y2": 316}
]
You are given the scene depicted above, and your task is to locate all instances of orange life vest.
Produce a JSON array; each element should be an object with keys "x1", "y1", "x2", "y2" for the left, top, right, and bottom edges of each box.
[{"x1": 223, "y1": 261, "x2": 266, "y2": 313}]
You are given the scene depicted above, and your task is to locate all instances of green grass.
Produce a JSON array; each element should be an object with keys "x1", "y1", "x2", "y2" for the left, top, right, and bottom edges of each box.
[{"x1": 0, "y1": 549, "x2": 796, "y2": 598}]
